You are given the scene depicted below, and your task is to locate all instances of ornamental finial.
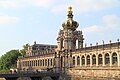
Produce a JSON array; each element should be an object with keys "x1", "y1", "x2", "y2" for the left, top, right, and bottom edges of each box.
[
  {"x1": 68, "y1": 6, "x2": 73, "y2": 13},
  {"x1": 67, "y1": 6, "x2": 73, "y2": 19}
]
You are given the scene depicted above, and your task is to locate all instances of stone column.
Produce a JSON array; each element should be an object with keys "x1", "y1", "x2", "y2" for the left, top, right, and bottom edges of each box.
[
  {"x1": 118, "y1": 54, "x2": 120, "y2": 67},
  {"x1": 96, "y1": 54, "x2": 98, "y2": 66},
  {"x1": 38, "y1": 59, "x2": 39, "y2": 66},
  {"x1": 17, "y1": 60, "x2": 19, "y2": 69},
  {"x1": 85, "y1": 55, "x2": 87, "y2": 67},
  {"x1": 75, "y1": 56, "x2": 77, "y2": 67},
  {"x1": 102, "y1": 54, "x2": 105, "y2": 66},
  {"x1": 117, "y1": 54, "x2": 120, "y2": 66},
  {"x1": 110, "y1": 53, "x2": 112, "y2": 66},
  {"x1": 80, "y1": 56, "x2": 82, "y2": 67},
  {"x1": 90, "y1": 55, "x2": 92, "y2": 67},
  {"x1": 78, "y1": 40, "x2": 80, "y2": 49},
  {"x1": 21, "y1": 61, "x2": 23, "y2": 69}
]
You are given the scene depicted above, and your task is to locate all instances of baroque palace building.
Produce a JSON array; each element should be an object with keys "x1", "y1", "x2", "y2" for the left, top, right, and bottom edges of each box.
[{"x1": 17, "y1": 6, "x2": 120, "y2": 77}]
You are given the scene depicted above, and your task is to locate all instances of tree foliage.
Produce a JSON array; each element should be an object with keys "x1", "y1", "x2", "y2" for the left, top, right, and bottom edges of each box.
[
  {"x1": 20, "y1": 44, "x2": 30, "y2": 56},
  {"x1": 0, "y1": 50, "x2": 21, "y2": 71},
  {"x1": 0, "y1": 43, "x2": 29, "y2": 72}
]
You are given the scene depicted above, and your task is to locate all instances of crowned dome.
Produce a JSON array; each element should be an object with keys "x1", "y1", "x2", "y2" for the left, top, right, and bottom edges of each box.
[{"x1": 62, "y1": 6, "x2": 79, "y2": 31}]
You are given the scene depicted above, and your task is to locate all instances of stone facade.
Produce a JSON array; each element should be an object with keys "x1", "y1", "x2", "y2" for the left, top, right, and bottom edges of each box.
[{"x1": 17, "y1": 6, "x2": 120, "y2": 78}]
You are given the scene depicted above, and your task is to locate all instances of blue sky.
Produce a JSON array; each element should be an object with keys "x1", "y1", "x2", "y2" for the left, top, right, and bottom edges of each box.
[{"x1": 0, "y1": 0, "x2": 120, "y2": 56}]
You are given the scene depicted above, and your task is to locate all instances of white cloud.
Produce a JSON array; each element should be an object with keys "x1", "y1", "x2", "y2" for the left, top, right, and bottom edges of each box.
[
  {"x1": 52, "y1": 0, "x2": 120, "y2": 13},
  {"x1": 83, "y1": 15, "x2": 120, "y2": 33},
  {"x1": 24, "y1": 0, "x2": 54, "y2": 7},
  {"x1": 0, "y1": 0, "x2": 22, "y2": 8},
  {"x1": 103, "y1": 15, "x2": 120, "y2": 28},
  {"x1": 51, "y1": 4, "x2": 67, "y2": 13},
  {"x1": 0, "y1": 0, "x2": 55, "y2": 8},
  {"x1": 83, "y1": 25, "x2": 100, "y2": 33},
  {"x1": 74, "y1": 0, "x2": 120, "y2": 13},
  {"x1": 0, "y1": 15, "x2": 19, "y2": 24}
]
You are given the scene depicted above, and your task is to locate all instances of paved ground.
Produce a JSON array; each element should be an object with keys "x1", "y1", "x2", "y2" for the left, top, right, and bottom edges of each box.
[{"x1": 0, "y1": 78, "x2": 5, "y2": 80}]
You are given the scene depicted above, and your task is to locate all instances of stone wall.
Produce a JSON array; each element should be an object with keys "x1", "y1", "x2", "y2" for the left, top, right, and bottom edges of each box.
[{"x1": 68, "y1": 69, "x2": 120, "y2": 78}]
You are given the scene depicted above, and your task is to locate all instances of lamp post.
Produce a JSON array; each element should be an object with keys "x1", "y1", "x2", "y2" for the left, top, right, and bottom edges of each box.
[
  {"x1": 85, "y1": 43, "x2": 87, "y2": 53},
  {"x1": 109, "y1": 40, "x2": 112, "y2": 53},
  {"x1": 90, "y1": 43, "x2": 92, "y2": 51},
  {"x1": 96, "y1": 42, "x2": 98, "y2": 52},
  {"x1": 117, "y1": 39, "x2": 119, "y2": 52},
  {"x1": 102, "y1": 40, "x2": 104, "y2": 52}
]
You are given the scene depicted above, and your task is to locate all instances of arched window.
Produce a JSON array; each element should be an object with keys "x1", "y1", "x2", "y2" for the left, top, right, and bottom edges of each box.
[
  {"x1": 92, "y1": 55, "x2": 96, "y2": 65},
  {"x1": 105, "y1": 53, "x2": 110, "y2": 65},
  {"x1": 51, "y1": 59, "x2": 53, "y2": 66},
  {"x1": 40, "y1": 60, "x2": 42, "y2": 66},
  {"x1": 39, "y1": 60, "x2": 40, "y2": 66},
  {"x1": 36, "y1": 60, "x2": 38, "y2": 66},
  {"x1": 48, "y1": 59, "x2": 49, "y2": 66},
  {"x1": 112, "y1": 53, "x2": 117, "y2": 65},
  {"x1": 30, "y1": 61, "x2": 31, "y2": 66},
  {"x1": 77, "y1": 56, "x2": 80, "y2": 65},
  {"x1": 38, "y1": 60, "x2": 40, "y2": 66},
  {"x1": 82, "y1": 56, "x2": 85, "y2": 65},
  {"x1": 73, "y1": 56, "x2": 75, "y2": 65},
  {"x1": 87, "y1": 55, "x2": 90, "y2": 65},
  {"x1": 22, "y1": 62, "x2": 24, "y2": 67},
  {"x1": 33, "y1": 61, "x2": 35, "y2": 66},
  {"x1": 27, "y1": 61, "x2": 29, "y2": 66},
  {"x1": 32, "y1": 61, "x2": 33, "y2": 66},
  {"x1": 98, "y1": 54, "x2": 102, "y2": 65},
  {"x1": 43, "y1": 60, "x2": 44, "y2": 66},
  {"x1": 45, "y1": 59, "x2": 47, "y2": 66}
]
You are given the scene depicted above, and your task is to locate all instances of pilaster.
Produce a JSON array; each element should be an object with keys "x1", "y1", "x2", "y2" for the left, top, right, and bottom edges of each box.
[
  {"x1": 96, "y1": 54, "x2": 98, "y2": 66},
  {"x1": 118, "y1": 54, "x2": 120, "y2": 67},
  {"x1": 85, "y1": 55, "x2": 87, "y2": 67},
  {"x1": 75, "y1": 56, "x2": 77, "y2": 67},
  {"x1": 90, "y1": 55, "x2": 92, "y2": 67},
  {"x1": 110, "y1": 53, "x2": 112, "y2": 67},
  {"x1": 102, "y1": 54, "x2": 105, "y2": 66},
  {"x1": 80, "y1": 56, "x2": 82, "y2": 67}
]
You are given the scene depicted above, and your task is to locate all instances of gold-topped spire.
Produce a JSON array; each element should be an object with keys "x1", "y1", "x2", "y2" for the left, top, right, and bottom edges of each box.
[
  {"x1": 68, "y1": 6, "x2": 73, "y2": 13},
  {"x1": 67, "y1": 5, "x2": 73, "y2": 19}
]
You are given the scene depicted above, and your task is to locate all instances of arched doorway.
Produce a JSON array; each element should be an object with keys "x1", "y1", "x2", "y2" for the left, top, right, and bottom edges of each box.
[
  {"x1": 98, "y1": 54, "x2": 102, "y2": 65},
  {"x1": 92, "y1": 55, "x2": 96, "y2": 65},
  {"x1": 77, "y1": 56, "x2": 80, "y2": 65},
  {"x1": 86, "y1": 55, "x2": 90, "y2": 65},
  {"x1": 73, "y1": 56, "x2": 75, "y2": 66},
  {"x1": 82, "y1": 56, "x2": 85, "y2": 65},
  {"x1": 105, "y1": 53, "x2": 110, "y2": 65},
  {"x1": 112, "y1": 52, "x2": 117, "y2": 65}
]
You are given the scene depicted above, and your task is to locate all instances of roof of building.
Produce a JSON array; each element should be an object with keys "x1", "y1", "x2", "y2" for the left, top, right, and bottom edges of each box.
[{"x1": 76, "y1": 42, "x2": 120, "y2": 52}]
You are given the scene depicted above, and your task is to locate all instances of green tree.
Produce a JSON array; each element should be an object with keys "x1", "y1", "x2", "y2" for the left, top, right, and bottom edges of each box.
[
  {"x1": 0, "y1": 50, "x2": 21, "y2": 72},
  {"x1": 20, "y1": 44, "x2": 30, "y2": 56}
]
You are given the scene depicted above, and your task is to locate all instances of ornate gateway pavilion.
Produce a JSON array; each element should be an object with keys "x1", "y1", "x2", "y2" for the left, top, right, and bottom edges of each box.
[{"x1": 17, "y1": 6, "x2": 120, "y2": 78}]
